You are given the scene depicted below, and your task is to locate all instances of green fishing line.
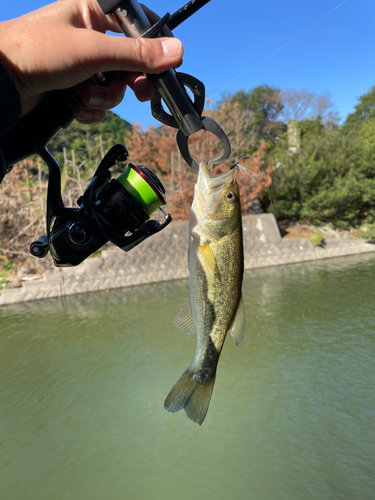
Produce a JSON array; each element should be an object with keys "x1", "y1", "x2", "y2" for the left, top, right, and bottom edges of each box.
[{"x1": 117, "y1": 165, "x2": 163, "y2": 216}]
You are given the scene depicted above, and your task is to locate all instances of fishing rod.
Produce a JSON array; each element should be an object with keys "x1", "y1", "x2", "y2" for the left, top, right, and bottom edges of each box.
[{"x1": 0, "y1": 0, "x2": 231, "y2": 267}]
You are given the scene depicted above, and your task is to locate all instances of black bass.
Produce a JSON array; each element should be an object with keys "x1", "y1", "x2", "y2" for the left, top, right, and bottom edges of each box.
[{"x1": 164, "y1": 161, "x2": 245, "y2": 425}]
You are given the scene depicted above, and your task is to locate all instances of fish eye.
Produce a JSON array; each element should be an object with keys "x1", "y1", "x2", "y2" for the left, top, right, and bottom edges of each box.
[{"x1": 226, "y1": 191, "x2": 235, "y2": 202}]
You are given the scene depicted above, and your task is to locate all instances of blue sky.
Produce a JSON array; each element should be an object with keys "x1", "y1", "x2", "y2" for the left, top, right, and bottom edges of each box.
[{"x1": 2, "y1": 0, "x2": 375, "y2": 128}]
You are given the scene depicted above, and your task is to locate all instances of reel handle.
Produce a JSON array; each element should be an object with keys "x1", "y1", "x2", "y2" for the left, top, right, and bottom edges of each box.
[{"x1": 30, "y1": 235, "x2": 49, "y2": 258}]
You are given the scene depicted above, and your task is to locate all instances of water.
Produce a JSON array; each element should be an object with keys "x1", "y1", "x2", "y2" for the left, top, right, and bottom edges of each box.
[{"x1": 1, "y1": 254, "x2": 375, "y2": 500}]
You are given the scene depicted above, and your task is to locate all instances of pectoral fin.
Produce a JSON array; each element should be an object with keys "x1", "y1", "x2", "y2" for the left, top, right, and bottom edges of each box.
[
  {"x1": 197, "y1": 244, "x2": 221, "y2": 284},
  {"x1": 173, "y1": 300, "x2": 196, "y2": 334},
  {"x1": 229, "y1": 296, "x2": 246, "y2": 346}
]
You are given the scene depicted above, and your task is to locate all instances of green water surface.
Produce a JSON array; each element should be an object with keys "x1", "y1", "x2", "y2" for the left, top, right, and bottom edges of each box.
[{"x1": 1, "y1": 254, "x2": 375, "y2": 500}]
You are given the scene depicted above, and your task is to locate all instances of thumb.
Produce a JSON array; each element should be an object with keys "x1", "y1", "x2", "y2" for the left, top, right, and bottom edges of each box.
[{"x1": 71, "y1": 31, "x2": 184, "y2": 80}]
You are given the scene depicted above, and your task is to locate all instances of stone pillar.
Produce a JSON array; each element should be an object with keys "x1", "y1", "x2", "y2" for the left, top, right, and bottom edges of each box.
[{"x1": 287, "y1": 120, "x2": 301, "y2": 153}]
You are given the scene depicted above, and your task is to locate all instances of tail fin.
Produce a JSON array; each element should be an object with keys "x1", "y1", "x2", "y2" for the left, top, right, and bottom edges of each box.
[{"x1": 164, "y1": 368, "x2": 216, "y2": 425}]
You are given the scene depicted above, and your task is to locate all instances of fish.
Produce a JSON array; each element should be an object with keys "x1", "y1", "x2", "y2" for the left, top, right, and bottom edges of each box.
[{"x1": 164, "y1": 160, "x2": 245, "y2": 425}]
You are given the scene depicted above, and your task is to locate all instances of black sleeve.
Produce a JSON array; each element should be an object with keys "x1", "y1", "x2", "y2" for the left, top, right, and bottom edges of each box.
[{"x1": 0, "y1": 61, "x2": 21, "y2": 183}]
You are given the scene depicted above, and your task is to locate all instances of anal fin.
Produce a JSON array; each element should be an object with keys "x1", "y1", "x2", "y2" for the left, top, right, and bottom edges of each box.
[{"x1": 173, "y1": 300, "x2": 196, "y2": 334}]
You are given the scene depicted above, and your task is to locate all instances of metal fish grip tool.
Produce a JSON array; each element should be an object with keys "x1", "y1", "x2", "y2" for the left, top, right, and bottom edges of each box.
[{"x1": 97, "y1": 0, "x2": 231, "y2": 170}]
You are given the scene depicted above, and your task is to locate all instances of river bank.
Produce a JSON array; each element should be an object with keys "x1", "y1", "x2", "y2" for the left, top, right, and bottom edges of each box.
[{"x1": 1, "y1": 214, "x2": 375, "y2": 306}]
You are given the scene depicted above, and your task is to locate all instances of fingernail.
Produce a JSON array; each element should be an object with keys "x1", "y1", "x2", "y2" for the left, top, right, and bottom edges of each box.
[
  {"x1": 161, "y1": 38, "x2": 183, "y2": 58},
  {"x1": 76, "y1": 109, "x2": 94, "y2": 121},
  {"x1": 88, "y1": 90, "x2": 104, "y2": 106}
]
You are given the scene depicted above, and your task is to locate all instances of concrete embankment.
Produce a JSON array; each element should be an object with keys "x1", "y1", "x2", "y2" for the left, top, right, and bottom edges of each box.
[{"x1": 1, "y1": 214, "x2": 375, "y2": 306}]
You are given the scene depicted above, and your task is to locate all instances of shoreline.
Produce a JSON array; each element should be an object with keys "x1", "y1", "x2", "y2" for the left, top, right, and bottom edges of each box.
[{"x1": 1, "y1": 214, "x2": 375, "y2": 306}]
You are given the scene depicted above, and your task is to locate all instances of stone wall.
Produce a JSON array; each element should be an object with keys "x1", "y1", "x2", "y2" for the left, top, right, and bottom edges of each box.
[{"x1": 1, "y1": 214, "x2": 375, "y2": 306}]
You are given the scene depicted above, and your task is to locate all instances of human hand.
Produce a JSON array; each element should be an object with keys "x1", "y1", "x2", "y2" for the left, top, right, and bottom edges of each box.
[{"x1": 0, "y1": 0, "x2": 184, "y2": 123}]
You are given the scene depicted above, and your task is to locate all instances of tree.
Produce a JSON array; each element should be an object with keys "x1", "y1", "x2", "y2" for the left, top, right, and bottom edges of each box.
[
  {"x1": 234, "y1": 142, "x2": 274, "y2": 214},
  {"x1": 212, "y1": 101, "x2": 252, "y2": 163},
  {"x1": 218, "y1": 85, "x2": 284, "y2": 149},
  {"x1": 49, "y1": 111, "x2": 132, "y2": 175},
  {"x1": 278, "y1": 89, "x2": 339, "y2": 128},
  {"x1": 345, "y1": 85, "x2": 375, "y2": 126},
  {"x1": 266, "y1": 113, "x2": 375, "y2": 227}
]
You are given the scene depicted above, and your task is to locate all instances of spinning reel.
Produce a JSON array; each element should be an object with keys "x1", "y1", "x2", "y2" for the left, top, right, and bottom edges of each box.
[{"x1": 30, "y1": 144, "x2": 171, "y2": 267}]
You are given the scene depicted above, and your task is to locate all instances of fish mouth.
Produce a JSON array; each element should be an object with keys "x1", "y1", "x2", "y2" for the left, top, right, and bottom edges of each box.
[{"x1": 198, "y1": 161, "x2": 235, "y2": 190}]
